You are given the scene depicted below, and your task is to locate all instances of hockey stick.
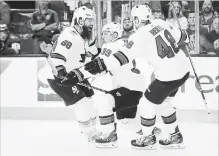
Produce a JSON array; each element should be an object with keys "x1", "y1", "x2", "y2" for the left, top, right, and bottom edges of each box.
[
  {"x1": 40, "y1": 42, "x2": 109, "y2": 94},
  {"x1": 169, "y1": 2, "x2": 210, "y2": 114}
]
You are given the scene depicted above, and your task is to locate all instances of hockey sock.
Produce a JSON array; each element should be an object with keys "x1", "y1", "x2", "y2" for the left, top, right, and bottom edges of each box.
[
  {"x1": 139, "y1": 97, "x2": 156, "y2": 136},
  {"x1": 98, "y1": 114, "x2": 115, "y2": 133},
  {"x1": 141, "y1": 115, "x2": 156, "y2": 136},
  {"x1": 161, "y1": 112, "x2": 178, "y2": 134},
  {"x1": 91, "y1": 117, "x2": 97, "y2": 126},
  {"x1": 160, "y1": 97, "x2": 178, "y2": 134},
  {"x1": 74, "y1": 98, "x2": 94, "y2": 122},
  {"x1": 78, "y1": 119, "x2": 91, "y2": 134}
]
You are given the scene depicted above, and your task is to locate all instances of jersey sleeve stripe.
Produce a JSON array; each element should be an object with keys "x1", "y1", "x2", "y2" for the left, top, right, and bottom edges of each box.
[
  {"x1": 50, "y1": 53, "x2": 67, "y2": 62},
  {"x1": 113, "y1": 51, "x2": 129, "y2": 66},
  {"x1": 178, "y1": 29, "x2": 188, "y2": 45},
  {"x1": 71, "y1": 69, "x2": 84, "y2": 82},
  {"x1": 99, "y1": 114, "x2": 115, "y2": 125}
]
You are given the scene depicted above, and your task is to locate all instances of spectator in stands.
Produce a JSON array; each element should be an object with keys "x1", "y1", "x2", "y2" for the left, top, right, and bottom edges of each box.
[
  {"x1": 153, "y1": 9, "x2": 165, "y2": 20},
  {"x1": 187, "y1": 12, "x2": 196, "y2": 54},
  {"x1": 205, "y1": 16, "x2": 219, "y2": 54},
  {"x1": 200, "y1": 0, "x2": 214, "y2": 32},
  {"x1": 114, "y1": 15, "x2": 121, "y2": 24},
  {"x1": 82, "y1": 2, "x2": 93, "y2": 10},
  {"x1": 30, "y1": 0, "x2": 59, "y2": 54},
  {"x1": 214, "y1": 8, "x2": 219, "y2": 16},
  {"x1": 0, "y1": 0, "x2": 10, "y2": 25},
  {"x1": 0, "y1": 24, "x2": 20, "y2": 56},
  {"x1": 121, "y1": 16, "x2": 135, "y2": 44},
  {"x1": 166, "y1": 1, "x2": 188, "y2": 30}
]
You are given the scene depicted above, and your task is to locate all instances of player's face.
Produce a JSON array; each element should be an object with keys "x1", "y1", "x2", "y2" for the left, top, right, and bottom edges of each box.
[
  {"x1": 0, "y1": 31, "x2": 8, "y2": 41},
  {"x1": 212, "y1": 18, "x2": 219, "y2": 33},
  {"x1": 188, "y1": 13, "x2": 195, "y2": 26},
  {"x1": 202, "y1": 1, "x2": 213, "y2": 13},
  {"x1": 84, "y1": 18, "x2": 94, "y2": 32},
  {"x1": 101, "y1": 31, "x2": 112, "y2": 44},
  {"x1": 123, "y1": 19, "x2": 134, "y2": 32}
]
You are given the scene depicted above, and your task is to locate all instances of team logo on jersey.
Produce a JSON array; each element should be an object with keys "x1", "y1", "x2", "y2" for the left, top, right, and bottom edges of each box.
[
  {"x1": 116, "y1": 91, "x2": 121, "y2": 96},
  {"x1": 126, "y1": 41, "x2": 134, "y2": 49},
  {"x1": 72, "y1": 86, "x2": 79, "y2": 94}
]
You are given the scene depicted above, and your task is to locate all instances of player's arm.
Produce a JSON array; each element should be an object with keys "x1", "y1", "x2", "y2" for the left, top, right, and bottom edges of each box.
[
  {"x1": 167, "y1": 24, "x2": 189, "y2": 46},
  {"x1": 60, "y1": 43, "x2": 135, "y2": 87},
  {"x1": 49, "y1": 35, "x2": 71, "y2": 82}
]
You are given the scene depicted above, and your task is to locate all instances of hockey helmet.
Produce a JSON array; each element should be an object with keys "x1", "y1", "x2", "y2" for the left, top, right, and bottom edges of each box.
[
  {"x1": 102, "y1": 22, "x2": 123, "y2": 42},
  {"x1": 131, "y1": 4, "x2": 152, "y2": 29},
  {"x1": 71, "y1": 6, "x2": 95, "y2": 27}
]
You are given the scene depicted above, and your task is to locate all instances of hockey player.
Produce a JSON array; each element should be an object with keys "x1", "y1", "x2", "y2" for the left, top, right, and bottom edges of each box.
[
  {"x1": 91, "y1": 22, "x2": 144, "y2": 147},
  {"x1": 46, "y1": 6, "x2": 99, "y2": 141},
  {"x1": 59, "y1": 4, "x2": 191, "y2": 149}
]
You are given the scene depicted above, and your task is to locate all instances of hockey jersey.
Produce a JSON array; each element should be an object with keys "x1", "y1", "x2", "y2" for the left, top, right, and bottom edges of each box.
[
  {"x1": 105, "y1": 19, "x2": 190, "y2": 81},
  {"x1": 98, "y1": 39, "x2": 145, "y2": 91},
  {"x1": 51, "y1": 26, "x2": 98, "y2": 72}
]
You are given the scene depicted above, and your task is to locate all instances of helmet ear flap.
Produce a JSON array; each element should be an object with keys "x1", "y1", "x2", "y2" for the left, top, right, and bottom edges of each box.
[
  {"x1": 77, "y1": 17, "x2": 84, "y2": 26},
  {"x1": 71, "y1": 6, "x2": 95, "y2": 27},
  {"x1": 112, "y1": 32, "x2": 119, "y2": 39}
]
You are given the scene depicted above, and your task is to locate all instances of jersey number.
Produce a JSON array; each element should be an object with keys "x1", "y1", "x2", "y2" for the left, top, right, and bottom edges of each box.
[
  {"x1": 101, "y1": 48, "x2": 112, "y2": 57},
  {"x1": 155, "y1": 29, "x2": 179, "y2": 59},
  {"x1": 61, "y1": 40, "x2": 72, "y2": 49}
]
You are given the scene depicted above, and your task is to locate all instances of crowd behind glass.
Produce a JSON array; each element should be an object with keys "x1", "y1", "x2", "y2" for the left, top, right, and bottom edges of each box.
[{"x1": 0, "y1": 0, "x2": 218, "y2": 57}]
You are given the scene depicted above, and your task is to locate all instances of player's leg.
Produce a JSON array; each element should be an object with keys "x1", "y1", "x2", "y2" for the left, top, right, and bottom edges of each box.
[
  {"x1": 74, "y1": 80, "x2": 98, "y2": 142},
  {"x1": 47, "y1": 78, "x2": 97, "y2": 142},
  {"x1": 131, "y1": 96, "x2": 158, "y2": 150},
  {"x1": 157, "y1": 73, "x2": 189, "y2": 149},
  {"x1": 94, "y1": 87, "x2": 143, "y2": 148},
  {"x1": 158, "y1": 90, "x2": 184, "y2": 149},
  {"x1": 93, "y1": 93, "x2": 118, "y2": 148},
  {"x1": 131, "y1": 72, "x2": 189, "y2": 149},
  {"x1": 74, "y1": 97, "x2": 98, "y2": 142}
]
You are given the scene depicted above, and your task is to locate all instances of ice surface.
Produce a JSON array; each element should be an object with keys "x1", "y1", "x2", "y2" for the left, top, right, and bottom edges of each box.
[{"x1": 1, "y1": 120, "x2": 218, "y2": 156}]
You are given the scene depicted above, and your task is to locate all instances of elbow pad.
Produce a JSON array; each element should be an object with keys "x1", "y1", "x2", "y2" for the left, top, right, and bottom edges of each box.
[{"x1": 178, "y1": 29, "x2": 189, "y2": 45}]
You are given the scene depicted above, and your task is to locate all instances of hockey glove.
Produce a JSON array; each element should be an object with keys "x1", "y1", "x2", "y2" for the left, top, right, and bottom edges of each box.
[
  {"x1": 60, "y1": 69, "x2": 84, "y2": 87},
  {"x1": 54, "y1": 65, "x2": 68, "y2": 82},
  {"x1": 84, "y1": 57, "x2": 107, "y2": 75}
]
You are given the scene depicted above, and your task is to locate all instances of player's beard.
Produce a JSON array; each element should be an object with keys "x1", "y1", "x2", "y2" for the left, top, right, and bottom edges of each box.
[
  {"x1": 81, "y1": 25, "x2": 93, "y2": 41},
  {"x1": 123, "y1": 25, "x2": 134, "y2": 32}
]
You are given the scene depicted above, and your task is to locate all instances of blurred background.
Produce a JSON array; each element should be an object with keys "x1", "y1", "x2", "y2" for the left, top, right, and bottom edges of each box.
[{"x1": 0, "y1": 0, "x2": 218, "y2": 56}]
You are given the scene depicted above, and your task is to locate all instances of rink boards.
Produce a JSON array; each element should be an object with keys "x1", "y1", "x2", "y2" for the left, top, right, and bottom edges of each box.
[{"x1": 0, "y1": 57, "x2": 218, "y2": 120}]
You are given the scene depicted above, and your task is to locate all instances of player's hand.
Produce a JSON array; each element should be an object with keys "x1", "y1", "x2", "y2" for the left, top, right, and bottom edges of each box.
[
  {"x1": 54, "y1": 65, "x2": 68, "y2": 82},
  {"x1": 84, "y1": 57, "x2": 107, "y2": 75},
  {"x1": 60, "y1": 69, "x2": 84, "y2": 87}
]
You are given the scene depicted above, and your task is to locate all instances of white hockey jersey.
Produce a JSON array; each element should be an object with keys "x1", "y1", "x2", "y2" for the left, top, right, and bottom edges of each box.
[
  {"x1": 51, "y1": 26, "x2": 97, "y2": 72},
  {"x1": 105, "y1": 19, "x2": 190, "y2": 81},
  {"x1": 97, "y1": 39, "x2": 145, "y2": 91}
]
